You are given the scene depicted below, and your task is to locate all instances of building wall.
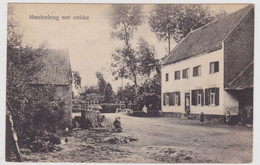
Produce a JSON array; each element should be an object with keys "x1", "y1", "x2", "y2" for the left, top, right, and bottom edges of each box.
[
  {"x1": 224, "y1": 7, "x2": 254, "y2": 87},
  {"x1": 54, "y1": 84, "x2": 72, "y2": 127},
  {"x1": 161, "y1": 49, "x2": 228, "y2": 115},
  {"x1": 222, "y1": 7, "x2": 254, "y2": 116},
  {"x1": 223, "y1": 90, "x2": 239, "y2": 115},
  {"x1": 238, "y1": 88, "x2": 253, "y2": 123},
  {"x1": 28, "y1": 84, "x2": 73, "y2": 128}
]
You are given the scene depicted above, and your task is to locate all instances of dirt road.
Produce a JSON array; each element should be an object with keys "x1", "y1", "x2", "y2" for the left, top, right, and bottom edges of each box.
[
  {"x1": 22, "y1": 113, "x2": 253, "y2": 163},
  {"x1": 106, "y1": 113, "x2": 252, "y2": 163}
]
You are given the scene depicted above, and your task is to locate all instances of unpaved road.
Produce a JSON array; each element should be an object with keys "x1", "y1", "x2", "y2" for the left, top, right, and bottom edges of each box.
[
  {"x1": 22, "y1": 113, "x2": 253, "y2": 163},
  {"x1": 106, "y1": 113, "x2": 253, "y2": 163}
]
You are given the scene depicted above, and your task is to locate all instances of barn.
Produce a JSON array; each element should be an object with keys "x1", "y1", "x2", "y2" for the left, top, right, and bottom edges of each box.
[{"x1": 29, "y1": 49, "x2": 73, "y2": 127}]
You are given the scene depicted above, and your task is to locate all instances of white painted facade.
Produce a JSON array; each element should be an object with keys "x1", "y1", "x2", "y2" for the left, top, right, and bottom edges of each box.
[{"x1": 161, "y1": 47, "x2": 239, "y2": 115}]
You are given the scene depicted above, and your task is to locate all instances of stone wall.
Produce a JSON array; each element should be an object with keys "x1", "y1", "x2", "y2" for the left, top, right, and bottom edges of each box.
[{"x1": 54, "y1": 85, "x2": 72, "y2": 128}]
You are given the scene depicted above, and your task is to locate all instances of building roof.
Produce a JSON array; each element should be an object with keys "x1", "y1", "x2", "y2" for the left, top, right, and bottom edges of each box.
[
  {"x1": 225, "y1": 62, "x2": 253, "y2": 90},
  {"x1": 30, "y1": 49, "x2": 72, "y2": 85},
  {"x1": 162, "y1": 5, "x2": 253, "y2": 66}
]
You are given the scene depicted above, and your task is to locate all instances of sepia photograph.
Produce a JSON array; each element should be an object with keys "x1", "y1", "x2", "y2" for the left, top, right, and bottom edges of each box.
[{"x1": 5, "y1": 3, "x2": 254, "y2": 163}]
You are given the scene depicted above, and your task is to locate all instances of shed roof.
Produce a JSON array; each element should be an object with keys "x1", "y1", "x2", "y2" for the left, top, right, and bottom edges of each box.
[
  {"x1": 225, "y1": 62, "x2": 253, "y2": 90},
  {"x1": 162, "y1": 5, "x2": 253, "y2": 66},
  {"x1": 30, "y1": 49, "x2": 72, "y2": 85}
]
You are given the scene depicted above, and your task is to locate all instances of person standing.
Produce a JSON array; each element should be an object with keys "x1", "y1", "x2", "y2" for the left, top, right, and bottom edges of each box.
[{"x1": 142, "y1": 105, "x2": 148, "y2": 114}]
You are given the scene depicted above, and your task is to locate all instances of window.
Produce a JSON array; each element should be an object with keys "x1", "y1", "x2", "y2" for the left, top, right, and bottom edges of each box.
[
  {"x1": 175, "y1": 71, "x2": 180, "y2": 80},
  {"x1": 193, "y1": 65, "x2": 201, "y2": 77},
  {"x1": 210, "y1": 61, "x2": 219, "y2": 74},
  {"x1": 197, "y1": 93, "x2": 202, "y2": 105},
  {"x1": 210, "y1": 92, "x2": 215, "y2": 105},
  {"x1": 182, "y1": 68, "x2": 189, "y2": 79},
  {"x1": 163, "y1": 93, "x2": 168, "y2": 106},
  {"x1": 192, "y1": 89, "x2": 204, "y2": 106},
  {"x1": 169, "y1": 93, "x2": 174, "y2": 106},
  {"x1": 166, "y1": 95, "x2": 169, "y2": 105},
  {"x1": 164, "y1": 92, "x2": 181, "y2": 106},
  {"x1": 174, "y1": 92, "x2": 181, "y2": 106},
  {"x1": 166, "y1": 73, "x2": 169, "y2": 82},
  {"x1": 205, "y1": 88, "x2": 219, "y2": 106},
  {"x1": 175, "y1": 94, "x2": 179, "y2": 105}
]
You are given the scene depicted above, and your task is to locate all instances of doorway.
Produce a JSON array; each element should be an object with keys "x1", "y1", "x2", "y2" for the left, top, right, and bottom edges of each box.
[{"x1": 185, "y1": 93, "x2": 190, "y2": 116}]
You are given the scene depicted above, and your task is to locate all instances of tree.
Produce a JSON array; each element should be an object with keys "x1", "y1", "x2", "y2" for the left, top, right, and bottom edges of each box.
[
  {"x1": 111, "y1": 47, "x2": 140, "y2": 98},
  {"x1": 72, "y1": 71, "x2": 82, "y2": 89},
  {"x1": 80, "y1": 85, "x2": 103, "y2": 101},
  {"x1": 104, "y1": 83, "x2": 114, "y2": 102},
  {"x1": 110, "y1": 4, "x2": 143, "y2": 47},
  {"x1": 109, "y1": 4, "x2": 143, "y2": 100},
  {"x1": 149, "y1": 4, "x2": 181, "y2": 54},
  {"x1": 7, "y1": 5, "x2": 46, "y2": 135},
  {"x1": 6, "y1": 5, "x2": 64, "y2": 147},
  {"x1": 149, "y1": 4, "x2": 226, "y2": 54},
  {"x1": 137, "y1": 38, "x2": 161, "y2": 76},
  {"x1": 137, "y1": 74, "x2": 161, "y2": 110},
  {"x1": 96, "y1": 71, "x2": 115, "y2": 103},
  {"x1": 116, "y1": 83, "x2": 135, "y2": 102},
  {"x1": 96, "y1": 71, "x2": 107, "y2": 97}
]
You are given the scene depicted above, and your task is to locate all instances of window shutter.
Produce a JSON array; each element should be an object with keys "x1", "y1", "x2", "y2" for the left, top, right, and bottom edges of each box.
[
  {"x1": 205, "y1": 89, "x2": 209, "y2": 105},
  {"x1": 173, "y1": 93, "x2": 175, "y2": 105},
  {"x1": 193, "y1": 67, "x2": 195, "y2": 77},
  {"x1": 215, "y1": 62, "x2": 219, "y2": 72},
  {"x1": 163, "y1": 93, "x2": 166, "y2": 106},
  {"x1": 195, "y1": 90, "x2": 198, "y2": 105},
  {"x1": 192, "y1": 90, "x2": 196, "y2": 105},
  {"x1": 178, "y1": 92, "x2": 181, "y2": 106},
  {"x1": 169, "y1": 93, "x2": 173, "y2": 106},
  {"x1": 201, "y1": 89, "x2": 204, "y2": 106},
  {"x1": 215, "y1": 88, "x2": 219, "y2": 106}
]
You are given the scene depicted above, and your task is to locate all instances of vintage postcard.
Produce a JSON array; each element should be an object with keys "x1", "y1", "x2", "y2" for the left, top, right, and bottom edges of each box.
[{"x1": 5, "y1": 3, "x2": 254, "y2": 163}]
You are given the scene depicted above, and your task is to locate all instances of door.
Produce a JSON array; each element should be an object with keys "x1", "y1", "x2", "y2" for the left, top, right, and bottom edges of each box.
[{"x1": 185, "y1": 93, "x2": 190, "y2": 116}]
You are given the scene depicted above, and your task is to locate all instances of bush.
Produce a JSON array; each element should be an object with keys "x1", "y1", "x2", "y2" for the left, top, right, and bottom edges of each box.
[{"x1": 100, "y1": 103, "x2": 120, "y2": 113}]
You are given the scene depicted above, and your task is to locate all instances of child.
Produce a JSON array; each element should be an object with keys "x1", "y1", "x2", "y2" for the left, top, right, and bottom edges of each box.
[{"x1": 113, "y1": 117, "x2": 122, "y2": 132}]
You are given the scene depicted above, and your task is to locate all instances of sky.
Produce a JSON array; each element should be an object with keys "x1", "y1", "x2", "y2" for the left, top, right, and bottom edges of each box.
[{"x1": 11, "y1": 3, "x2": 247, "y2": 91}]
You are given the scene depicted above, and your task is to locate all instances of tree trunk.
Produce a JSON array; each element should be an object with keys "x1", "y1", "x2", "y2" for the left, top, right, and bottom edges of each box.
[
  {"x1": 134, "y1": 77, "x2": 138, "y2": 103},
  {"x1": 167, "y1": 27, "x2": 171, "y2": 55},
  {"x1": 121, "y1": 77, "x2": 124, "y2": 100}
]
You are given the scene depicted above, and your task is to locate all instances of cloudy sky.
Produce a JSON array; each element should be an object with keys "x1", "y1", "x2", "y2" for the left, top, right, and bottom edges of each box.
[{"x1": 11, "y1": 3, "x2": 247, "y2": 91}]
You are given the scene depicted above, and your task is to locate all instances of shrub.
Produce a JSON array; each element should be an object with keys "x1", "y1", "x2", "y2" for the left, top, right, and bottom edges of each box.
[{"x1": 100, "y1": 104, "x2": 120, "y2": 113}]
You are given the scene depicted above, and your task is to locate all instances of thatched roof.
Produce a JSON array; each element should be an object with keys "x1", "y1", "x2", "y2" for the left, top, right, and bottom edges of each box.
[
  {"x1": 30, "y1": 49, "x2": 72, "y2": 85},
  {"x1": 225, "y1": 62, "x2": 253, "y2": 90},
  {"x1": 163, "y1": 5, "x2": 253, "y2": 66}
]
